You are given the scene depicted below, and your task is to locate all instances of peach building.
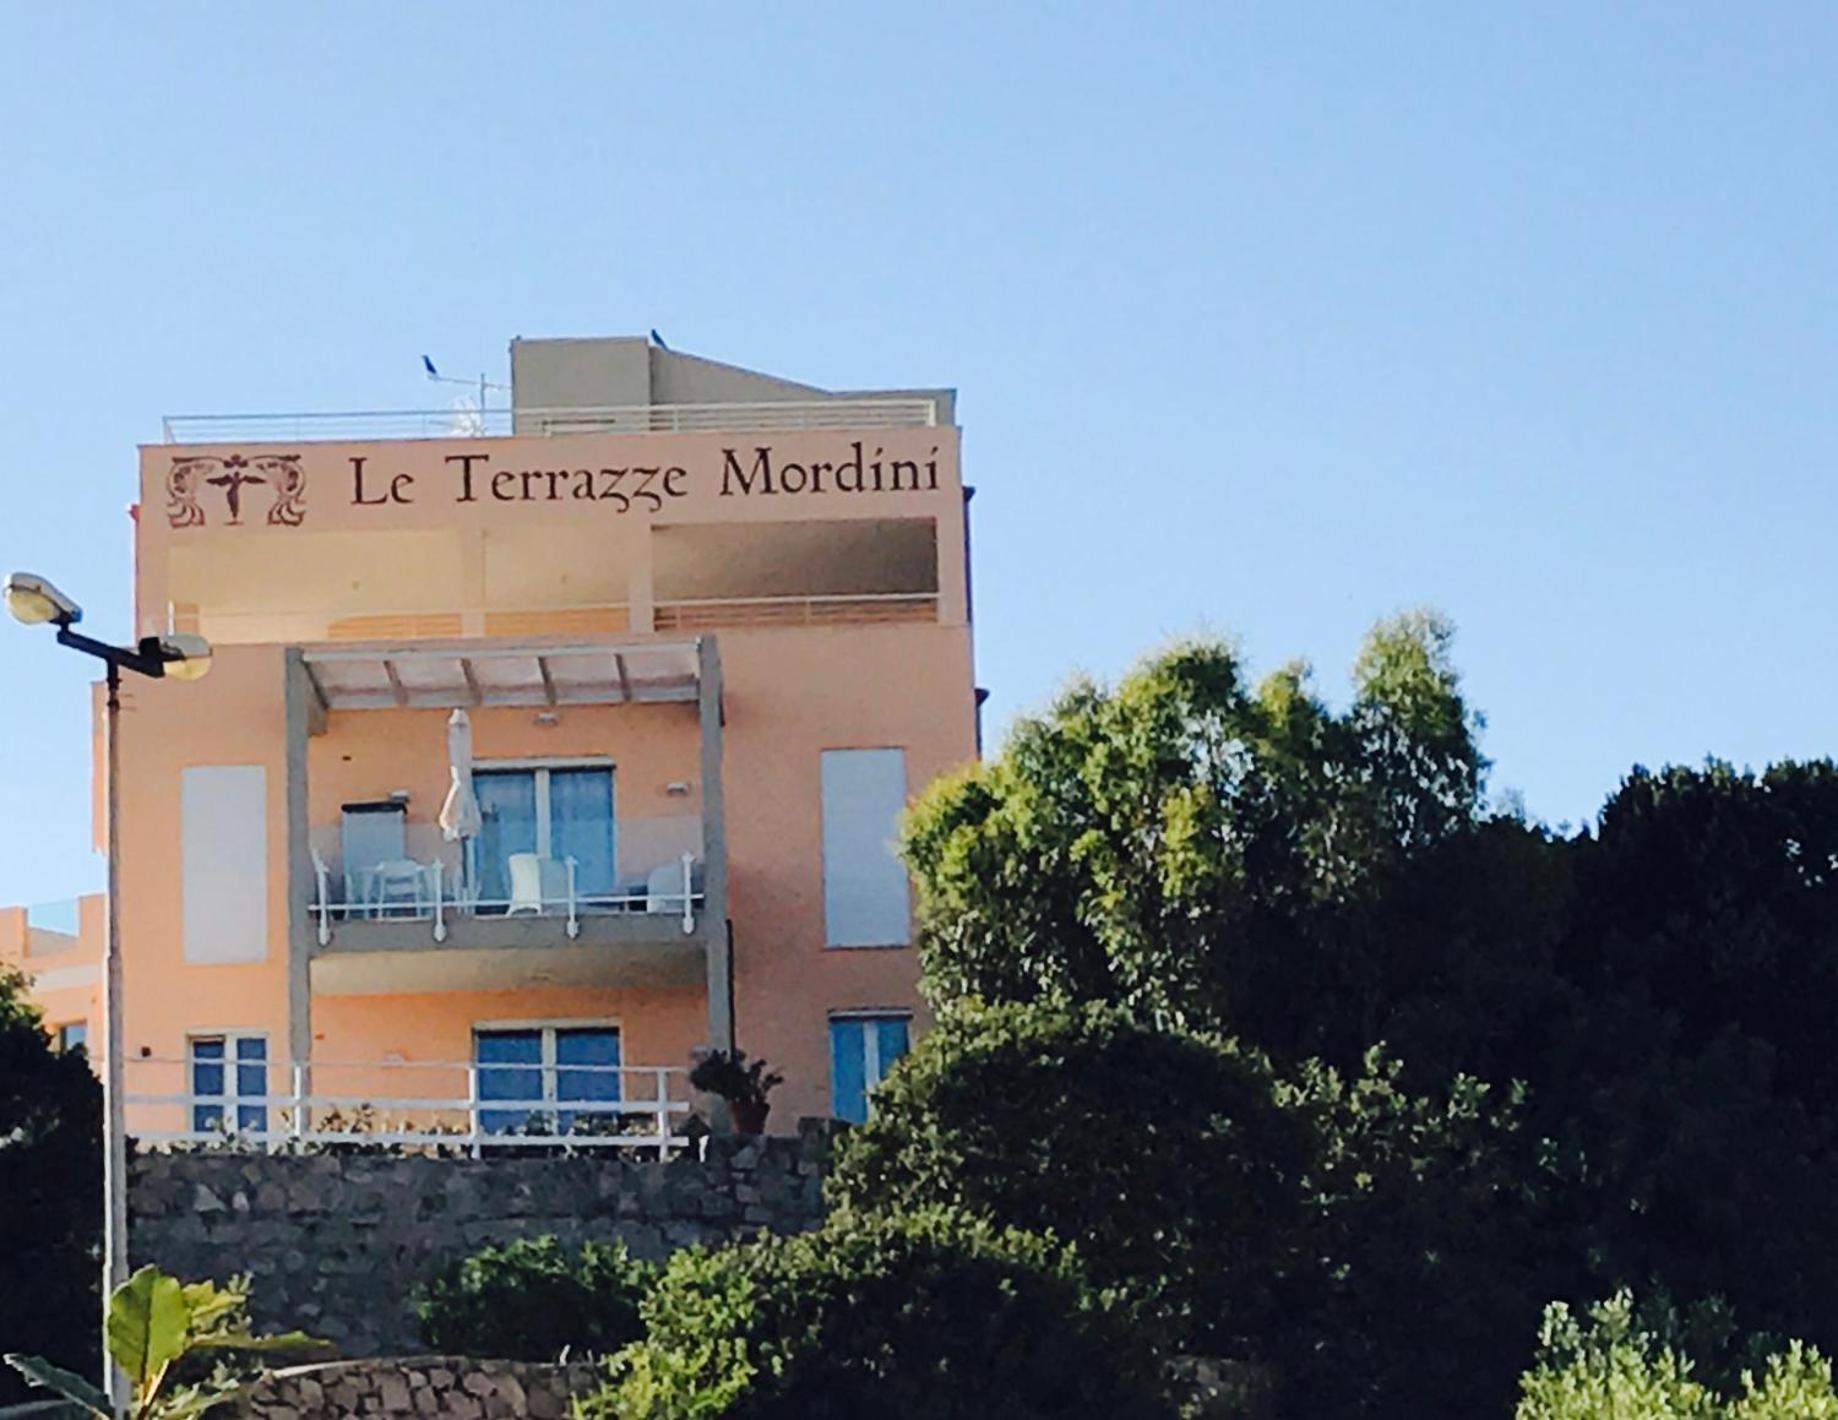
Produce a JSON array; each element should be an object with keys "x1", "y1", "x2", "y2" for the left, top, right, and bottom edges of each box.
[
  {"x1": 51, "y1": 336, "x2": 979, "y2": 1145},
  {"x1": 0, "y1": 894, "x2": 103, "y2": 1058}
]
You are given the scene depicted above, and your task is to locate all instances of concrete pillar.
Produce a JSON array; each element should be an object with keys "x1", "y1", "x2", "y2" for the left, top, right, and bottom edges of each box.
[{"x1": 697, "y1": 637, "x2": 732, "y2": 1052}]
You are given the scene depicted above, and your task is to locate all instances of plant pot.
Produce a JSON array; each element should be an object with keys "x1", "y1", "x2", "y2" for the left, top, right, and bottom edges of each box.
[{"x1": 730, "y1": 1100, "x2": 771, "y2": 1136}]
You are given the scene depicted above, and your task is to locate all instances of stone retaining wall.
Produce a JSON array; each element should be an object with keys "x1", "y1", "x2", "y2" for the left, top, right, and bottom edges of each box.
[
  {"x1": 234, "y1": 1358, "x2": 599, "y2": 1420},
  {"x1": 132, "y1": 1124, "x2": 836, "y2": 1356}
]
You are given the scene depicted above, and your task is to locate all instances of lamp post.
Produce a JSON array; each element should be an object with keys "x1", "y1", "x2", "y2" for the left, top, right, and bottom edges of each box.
[{"x1": 4, "y1": 572, "x2": 210, "y2": 1411}]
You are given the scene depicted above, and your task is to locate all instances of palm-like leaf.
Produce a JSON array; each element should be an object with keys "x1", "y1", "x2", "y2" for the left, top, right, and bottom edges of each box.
[
  {"x1": 106, "y1": 1267, "x2": 190, "y2": 1394},
  {"x1": 3, "y1": 1353, "x2": 110, "y2": 1417}
]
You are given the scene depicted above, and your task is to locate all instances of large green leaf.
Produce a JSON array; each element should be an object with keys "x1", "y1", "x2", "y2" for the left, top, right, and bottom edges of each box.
[
  {"x1": 105, "y1": 1267, "x2": 190, "y2": 1391},
  {"x1": 3, "y1": 1352, "x2": 111, "y2": 1417},
  {"x1": 191, "y1": 1331, "x2": 334, "y2": 1362},
  {"x1": 176, "y1": 1281, "x2": 244, "y2": 1334}
]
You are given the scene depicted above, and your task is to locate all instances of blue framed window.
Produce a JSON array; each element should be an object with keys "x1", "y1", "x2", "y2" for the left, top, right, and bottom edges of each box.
[
  {"x1": 474, "y1": 1024, "x2": 621, "y2": 1135},
  {"x1": 829, "y1": 1014, "x2": 911, "y2": 1124},
  {"x1": 189, "y1": 1034, "x2": 268, "y2": 1135},
  {"x1": 56, "y1": 1021, "x2": 88, "y2": 1055}
]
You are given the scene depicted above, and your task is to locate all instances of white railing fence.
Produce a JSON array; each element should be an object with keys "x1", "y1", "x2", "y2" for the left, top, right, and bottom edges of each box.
[
  {"x1": 162, "y1": 398, "x2": 940, "y2": 444},
  {"x1": 310, "y1": 819, "x2": 704, "y2": 945},
  {"x1": 313, "y1": 851, "x2": 701, "y2": 943},
  {"x1": 126, "y1": 1057, "x2": 695, "y2": 1158}
]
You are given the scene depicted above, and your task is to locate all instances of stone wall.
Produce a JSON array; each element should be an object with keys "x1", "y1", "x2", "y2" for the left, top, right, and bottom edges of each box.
[
  {"x1": 234, "y1": 1358, "x2": 599, "y2": 1420},
  {"x1": 131, "y1": 1124, "x2": 836, "y2": 1357}
]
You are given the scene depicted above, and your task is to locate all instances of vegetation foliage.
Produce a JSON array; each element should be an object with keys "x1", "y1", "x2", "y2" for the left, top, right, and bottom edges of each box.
[
  {"x1": 1517, "y1": 1291, "x2": 1838, "y2": 1419},
  {"x1": 586, "y1": 1208, "x2": 1172, "y2": 1420},
  {"x1": 894, "y1": 615, "x2": 1838, "y2": 1414},
  {"x1": 0, "y1": 963, "x2": 101, "y2": 1407},
  {"x1": 6, "y1": 1265, "x2": 328, "y2": 1420},
  {"x1": 414, "y1": 1236, "x2": 654, "y2": 1362}
]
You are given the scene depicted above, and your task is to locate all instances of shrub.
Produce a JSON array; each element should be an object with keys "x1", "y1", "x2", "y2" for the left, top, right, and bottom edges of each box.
[
  {"x1": 824, "y1": 1000, "x2": 1309, "y2": 1358},
  {"x1": 1516, "y1": 1290, "x2": 1838, "y2": 1419},
  {"x1": 414, "y1": 1237, "x2": 654, "y2": 1361},
  {"x1": 587, "y1": 1208, "x2": 1173, "y2": 1420}
]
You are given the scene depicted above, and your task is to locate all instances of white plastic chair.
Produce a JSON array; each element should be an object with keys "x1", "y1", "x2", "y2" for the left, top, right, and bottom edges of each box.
[
  {"x1": 507, "y1": 854, "x2": 568, "y2": 916},
  {"x1": 644, "y1": 861, "x2": 682, "y2": 914},
  {"x1": 371, "y1": 859, "x2": 429, "y2": 917}
]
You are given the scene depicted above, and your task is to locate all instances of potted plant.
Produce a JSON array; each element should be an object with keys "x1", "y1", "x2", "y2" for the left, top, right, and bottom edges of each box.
[{"x1": 689, "y1": 1049, "x2": 784, "y2": 1135}]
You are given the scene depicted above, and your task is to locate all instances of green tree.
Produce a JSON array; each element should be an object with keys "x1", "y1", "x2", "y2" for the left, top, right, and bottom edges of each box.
[
  {"x1": 826, "y1": 1001, "x2": 1308, "y2": 1359},
  {"x1": 902, "y1": 613, "x2": 1486, "y2": 1043},
  {"x1": 0, "y1": 963, "x2": 102, "y2": 1407},
  {"x1": 587, "y1": 1209, "x2": 1171, "y2": 1420}
]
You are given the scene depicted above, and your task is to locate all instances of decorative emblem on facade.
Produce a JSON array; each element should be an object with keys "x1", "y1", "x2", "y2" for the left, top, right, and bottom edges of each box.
[{"x1": 165, "y1": 454, "x2": 306, "y2": 528}]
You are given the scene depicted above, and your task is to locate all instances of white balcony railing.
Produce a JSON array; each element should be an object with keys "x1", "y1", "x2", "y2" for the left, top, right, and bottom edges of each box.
[
  {"x1": 309, "y1": 817, "x2": 704, "y2": 945},
  {"x1": 125, "y1": 1056, "x2": 694, "y2": 1157},
  {"x1": 161, "y1": 397, "x2": 940, "y2": 444}
]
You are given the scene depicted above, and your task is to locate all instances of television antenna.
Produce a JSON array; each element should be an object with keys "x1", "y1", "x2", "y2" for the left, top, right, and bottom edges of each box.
[{"x1": 421, "y1": 355, "x2": 510, "y2": 436}]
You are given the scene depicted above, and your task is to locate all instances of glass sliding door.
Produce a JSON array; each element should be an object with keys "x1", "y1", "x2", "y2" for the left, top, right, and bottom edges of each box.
[
  {"x1": 474, "y1": 1024, "x2": 622, "y2": 1136},
  {"x1": 474, "y1": 764, "x2": 614, "y2": 910},
  {"x1": 475, "y1": 771, "x2": 538, "y2": 908},
  {"x1": 550, "y1": 768, "x2": 615, "y2": 900}
]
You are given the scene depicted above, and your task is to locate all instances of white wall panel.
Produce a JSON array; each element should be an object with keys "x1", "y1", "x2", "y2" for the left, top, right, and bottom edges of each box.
[
  {"x1": 820, "y1": 748, "x2": 910, "y2": 948},
  {"x1": 181, "y1": 765, "x2": 268, "y2": 964}
]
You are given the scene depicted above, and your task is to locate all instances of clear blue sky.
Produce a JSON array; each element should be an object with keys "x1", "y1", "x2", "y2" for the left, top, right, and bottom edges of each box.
[{"x1": 2, "y1": 3, "x2": 1834, "y2": 906}]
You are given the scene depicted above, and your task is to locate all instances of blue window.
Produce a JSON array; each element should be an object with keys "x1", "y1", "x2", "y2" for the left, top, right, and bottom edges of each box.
[
  {"x1": 57, "y1": 1022, "x2": 88, "y2": 1055},
  {"x1": 189, "y1": 1034, "x2": 268, "y2": 1135},
  {"x1": 829, "y1": 1014, "x2": 911, "y2": 1124},
  {"x1": 475, "y1": 1028, "x2": 543, "y2": 1134},
  {"x1": 474, "y1": 1025, "x2": 621, "y2": 1135}
]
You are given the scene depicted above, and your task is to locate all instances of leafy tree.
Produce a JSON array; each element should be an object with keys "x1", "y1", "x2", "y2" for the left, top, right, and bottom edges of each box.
[
  {"x1": 1518, "y1": 761, "x2": 1838, "y2": 1362},
  {"x1": 901, "y1": 613, "x2": 1486, "y2": 1043},
  {"x1": 826, "y1": 1001, "x2": 1308, "y2": 1359},
  {"x1": 1270, "y1": 1051, "x2": 1567, "y2": 1418},
  {"x1": 0, "y1": 963, "x2": 102, "y2": 1406},
  {"x1": 587, "y1": 1208, "x2": 1172, "y2": 1420},
  {"x1": 414, "y1": 1236, "x2": 654, "y2": 1362}
]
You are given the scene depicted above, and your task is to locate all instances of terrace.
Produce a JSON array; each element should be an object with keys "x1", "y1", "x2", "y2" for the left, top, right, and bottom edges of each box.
[{"x1": 288, "y1": 637, "x2": 726, "y2": 997}]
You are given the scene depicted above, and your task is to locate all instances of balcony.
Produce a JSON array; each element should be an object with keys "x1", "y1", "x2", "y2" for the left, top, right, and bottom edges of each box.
[
  {"x1": 307, "y1": 816, "x2": 710, "y2": 995},
  {"x1": 287, "y1": 636, "x2": 730, "y2": 1006},
  {"x1": 161, "y1": 397, "x2": 940, "y2": 444}
]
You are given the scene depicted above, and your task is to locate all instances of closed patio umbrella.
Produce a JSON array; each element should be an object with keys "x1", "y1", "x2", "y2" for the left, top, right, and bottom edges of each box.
[{"x1": 438, "y1": 708, "x2": 483, "y2": 898}]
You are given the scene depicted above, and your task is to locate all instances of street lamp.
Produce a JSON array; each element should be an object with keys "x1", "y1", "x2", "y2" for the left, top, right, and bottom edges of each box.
[{"x1": 4, "y1": 572, "x2": 211, "y2": 1409}]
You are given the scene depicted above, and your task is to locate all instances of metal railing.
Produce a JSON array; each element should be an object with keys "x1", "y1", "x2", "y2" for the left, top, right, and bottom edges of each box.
[
  {"x1": 126, "y1": 1057, "x2": 694, "y2": 1157},
  {"x1": 161, "y1": 398, "x2": 940, "y2": 444},
  {"x1": 312, "y1": 850, "x2": 703, "y2": 944}
]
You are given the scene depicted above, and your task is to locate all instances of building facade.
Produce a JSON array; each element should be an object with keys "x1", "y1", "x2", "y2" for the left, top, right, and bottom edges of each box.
[{"x1": 30, "y1": 337, "x2": 977, "y2": 1145}]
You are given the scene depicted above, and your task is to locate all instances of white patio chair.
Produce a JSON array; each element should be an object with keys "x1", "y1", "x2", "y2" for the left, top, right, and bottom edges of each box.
[{"x1": 507, "y1": 853, "x2": 568, "y2": 916}]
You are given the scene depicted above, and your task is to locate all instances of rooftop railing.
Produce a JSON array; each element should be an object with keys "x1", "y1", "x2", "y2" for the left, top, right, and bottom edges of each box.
[{"x1": 161, "y1": 397, "x2": 940, "y2": 444}]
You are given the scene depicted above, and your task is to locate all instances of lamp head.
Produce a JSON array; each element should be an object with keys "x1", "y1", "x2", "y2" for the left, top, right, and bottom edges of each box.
[
  {"x1": 155, "y1": 632, "x2": 212, "y2": 681},
  {"x1": 4, "y1": 572, "x2": 82, "y2": 627}
]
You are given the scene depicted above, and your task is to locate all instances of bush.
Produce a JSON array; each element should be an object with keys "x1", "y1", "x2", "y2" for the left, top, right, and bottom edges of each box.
[
  {"x1": 414, "y1": 1237, "x2": 654, "y2": 1361},
  {"x1": 825, "y1": 1000, "x2": 1309, "y2": 1358},
  {"x1": 587, "y1": 1208, "x2": 1173, "y2": 1420},
  {"x1": 1516, "y1": 1290, "x2": 1838, "y2": 1419}
]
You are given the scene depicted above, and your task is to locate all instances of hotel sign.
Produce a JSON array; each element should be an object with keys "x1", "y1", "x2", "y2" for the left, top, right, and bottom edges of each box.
[{"x1": 161, "y1": 436, "x2": 948, "y2": 529}]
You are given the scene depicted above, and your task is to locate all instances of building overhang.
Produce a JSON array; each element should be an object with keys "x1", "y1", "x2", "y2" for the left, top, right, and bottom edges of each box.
[{"x1": 300, "y1": 638, "x2": 701, "y2": 716}]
